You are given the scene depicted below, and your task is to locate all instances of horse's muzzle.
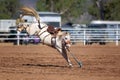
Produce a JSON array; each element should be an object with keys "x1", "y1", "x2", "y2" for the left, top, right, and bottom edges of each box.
[{"x1": 65, "y1": 40, "x2": 71, "y2": 47}]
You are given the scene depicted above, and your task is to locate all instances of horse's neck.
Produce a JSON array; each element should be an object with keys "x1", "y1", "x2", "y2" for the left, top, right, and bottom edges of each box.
[{"x1": 55, "y1": 36, "x2": 62, "y2": 46}]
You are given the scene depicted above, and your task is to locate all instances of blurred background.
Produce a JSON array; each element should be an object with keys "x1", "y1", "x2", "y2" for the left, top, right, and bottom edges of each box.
[{"x1": 0, "y1": 0, "x2": 120, "y2": 46}]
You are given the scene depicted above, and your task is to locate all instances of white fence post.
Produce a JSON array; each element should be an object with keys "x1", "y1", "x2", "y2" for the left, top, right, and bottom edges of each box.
[
  {"x1": 17, "y1": 31, "x2": 20, "y2": 46},
  {"x1": 116, "y1": 25, "x2": 119, "y2": 46},
  {"x1": 83, "y1": 29, "x2": 86, "y2": 45}
]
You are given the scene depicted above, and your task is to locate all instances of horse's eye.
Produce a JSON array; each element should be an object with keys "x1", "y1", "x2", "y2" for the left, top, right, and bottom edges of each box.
[{"x1": 65, "y1": 37, "x2": 67, "y2": 39}]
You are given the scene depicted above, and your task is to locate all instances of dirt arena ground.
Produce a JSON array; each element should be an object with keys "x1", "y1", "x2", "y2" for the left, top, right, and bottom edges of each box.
[{"x1": 0, "y1": 43, "x2": 120, "y2": 80}]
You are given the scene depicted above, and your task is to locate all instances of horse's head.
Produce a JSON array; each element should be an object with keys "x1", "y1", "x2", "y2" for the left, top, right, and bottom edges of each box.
[{"x1": 57, "y1": 31, "x2": 71, "y2": 47}]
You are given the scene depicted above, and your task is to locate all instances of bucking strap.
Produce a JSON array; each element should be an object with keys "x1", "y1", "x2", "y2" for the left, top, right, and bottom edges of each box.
[{"x1": 51, "y1": 37, "x2": 56, "y2": 47}]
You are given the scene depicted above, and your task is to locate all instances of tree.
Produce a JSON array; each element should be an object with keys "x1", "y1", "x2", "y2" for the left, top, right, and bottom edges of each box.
[
  {"x1": 88, "y1": 0, "x2": 120, "y2": 20},
  {"x1": 36, "y1": 0, "x2": 86, "y2": 23},
  {"x1": 88, "y1": 0, "x2": 102, "y2": 20},
  {"x1": 0, "y1": 0, "x2": 20, "y2": 19},
  {"x1": 104, "y1": 0, "x2": 120, "y2": 20}
]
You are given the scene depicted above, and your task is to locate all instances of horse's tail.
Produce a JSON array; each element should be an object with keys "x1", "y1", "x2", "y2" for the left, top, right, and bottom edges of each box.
[{"x1": 19, "y1": 6, "x2": 41, "y2": 29}]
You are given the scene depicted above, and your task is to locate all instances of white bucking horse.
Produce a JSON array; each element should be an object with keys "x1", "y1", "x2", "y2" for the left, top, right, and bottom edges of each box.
[
  {"x1": 17, "y1": 22, "x2": 73, "y2": 67},
  {"x1": 16, "y1": 6, "x2": 73, "y2": 67}
]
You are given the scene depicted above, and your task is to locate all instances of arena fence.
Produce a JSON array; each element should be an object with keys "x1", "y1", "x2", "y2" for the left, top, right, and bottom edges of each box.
[
  {"x1": 62, "y1": 28, "x2": 120, "y2": 46},
  {"x1": 0, "y1": 28, "x2": 120, "y2": 46}
]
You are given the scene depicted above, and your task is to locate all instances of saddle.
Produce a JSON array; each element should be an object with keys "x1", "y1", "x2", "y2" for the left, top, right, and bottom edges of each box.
[{"x1": 47, "y1": 25, "x2": 61, "y2": 35}]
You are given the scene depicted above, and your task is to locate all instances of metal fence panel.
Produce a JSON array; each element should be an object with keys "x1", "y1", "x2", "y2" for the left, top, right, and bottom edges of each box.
[{"x1": 0, "y1": 28, "x2": 120, "y2": 46}]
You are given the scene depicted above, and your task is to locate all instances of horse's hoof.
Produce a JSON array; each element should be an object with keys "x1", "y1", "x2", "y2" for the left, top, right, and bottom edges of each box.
[{"x1": 68, "y1": 63, "x2": 73, "y2": 68}]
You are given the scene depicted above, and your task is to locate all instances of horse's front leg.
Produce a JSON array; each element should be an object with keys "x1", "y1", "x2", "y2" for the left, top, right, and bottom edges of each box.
[{"x1": 55, "y1": 46, "x2": 73, "y2": 67}]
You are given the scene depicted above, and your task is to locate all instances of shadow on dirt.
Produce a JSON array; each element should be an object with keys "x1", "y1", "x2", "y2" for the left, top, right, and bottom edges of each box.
[{"x1": 22, "y1": 64, "x2": 67, "y2": 68}]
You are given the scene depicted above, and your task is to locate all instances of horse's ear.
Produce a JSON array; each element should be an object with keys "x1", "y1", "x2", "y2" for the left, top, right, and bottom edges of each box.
[
  {"x1": 65, "y1": 32, "x2": 69, "y2": 35},
  {"x1": 62, "y1": 32, "x2": 69, "y2": 36},
  {"x1": 57, "y1": 31, "x2": 63, "y2": 36}
]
